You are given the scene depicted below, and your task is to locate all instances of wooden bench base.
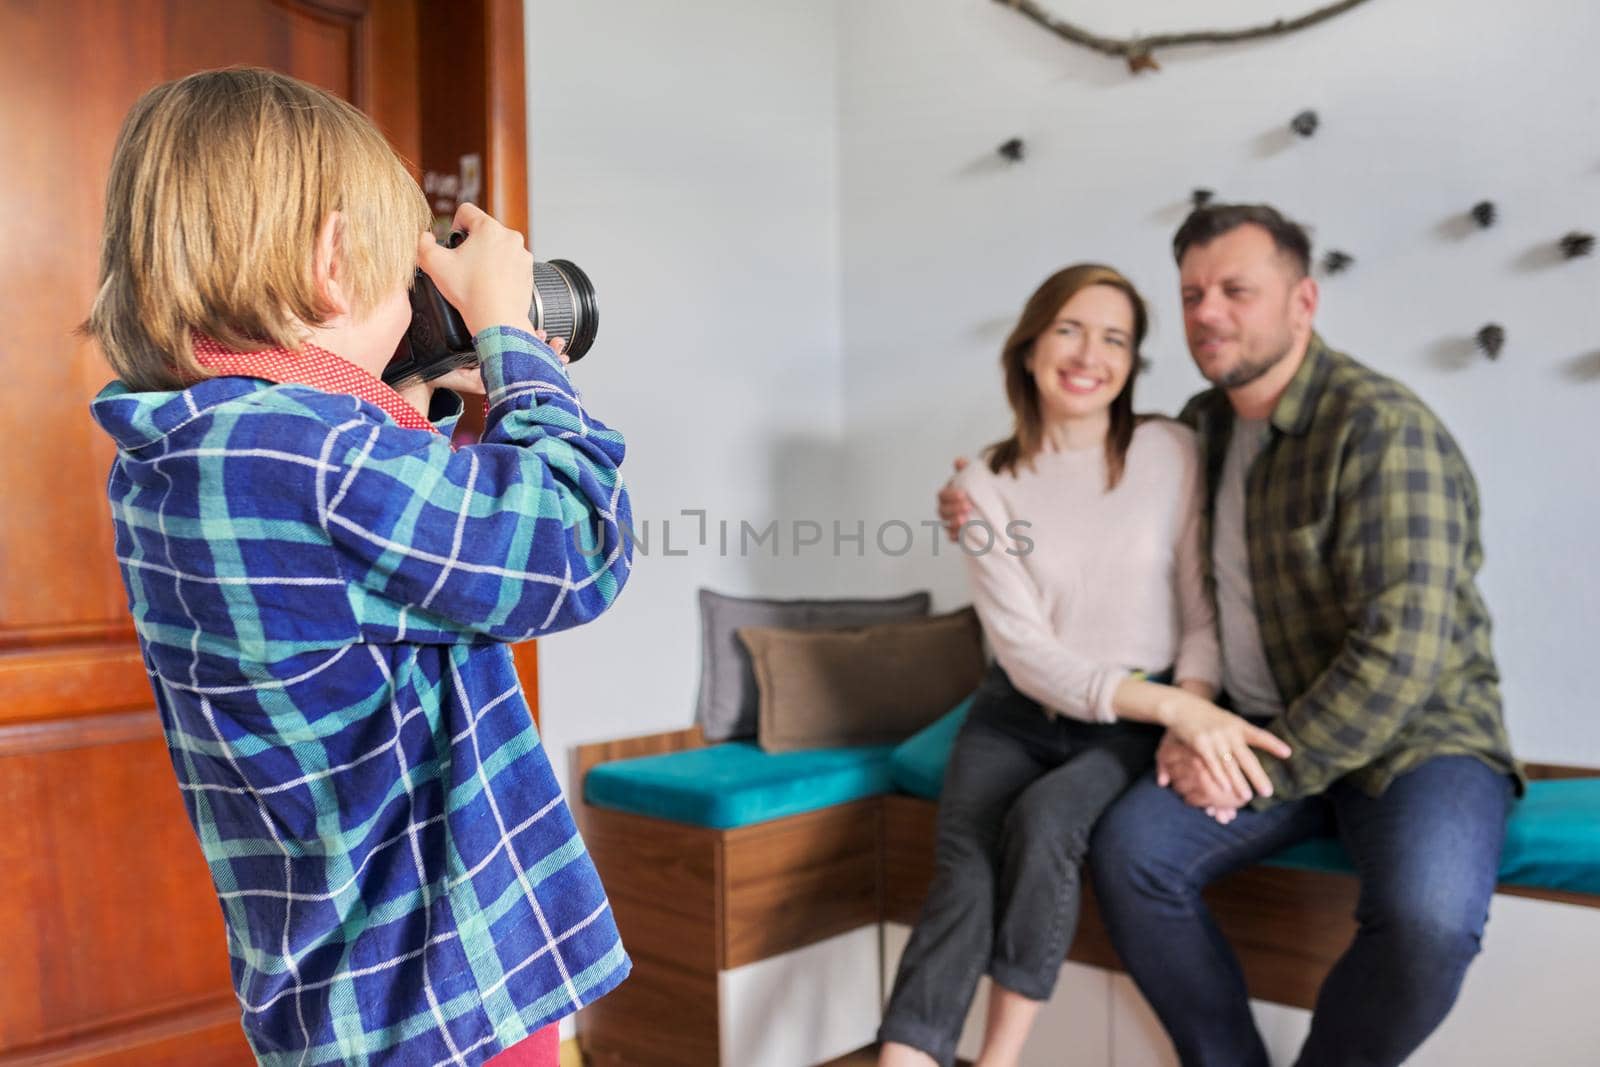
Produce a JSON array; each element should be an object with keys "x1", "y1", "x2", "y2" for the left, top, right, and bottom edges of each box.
[
  {"x1": 883, "y1": 793, "x2": 1360, "y2": 1011},
  {"x1": 579, "y1": 801, "x2": 882, "y2": 1066},
  {"x1": 575, "y1": 732, "x2": 1598, "y2": 1065}
]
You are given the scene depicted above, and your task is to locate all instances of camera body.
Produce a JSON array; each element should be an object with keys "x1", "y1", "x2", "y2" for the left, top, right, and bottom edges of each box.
[
  {"x1": 383, "y1": 231, "x2": 598, "y2": 388},
  {"x1": 383, "y1": 265, "x2": 478, "y2": 387}
]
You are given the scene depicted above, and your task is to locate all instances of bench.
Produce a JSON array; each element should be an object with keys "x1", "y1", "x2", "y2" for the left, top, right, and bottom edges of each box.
[{"x1": 574, "y1": 726, "x2": 1600, "y2": 1066}]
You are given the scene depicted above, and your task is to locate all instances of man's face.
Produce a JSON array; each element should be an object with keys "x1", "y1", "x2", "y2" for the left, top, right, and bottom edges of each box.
[{"x1": 1178, "y1": 224, "x2": 1312, "y2": 390}]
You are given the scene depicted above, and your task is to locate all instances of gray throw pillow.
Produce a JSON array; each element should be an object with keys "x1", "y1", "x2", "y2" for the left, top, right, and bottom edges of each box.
[{"x1": 695, "y1": 588, "x2": 932, "y2": 741}]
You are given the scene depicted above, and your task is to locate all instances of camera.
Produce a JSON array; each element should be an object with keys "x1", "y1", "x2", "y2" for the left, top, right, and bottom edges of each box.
[{"x1": 383, "y1": 230, "x2": 599, "y2": 387}]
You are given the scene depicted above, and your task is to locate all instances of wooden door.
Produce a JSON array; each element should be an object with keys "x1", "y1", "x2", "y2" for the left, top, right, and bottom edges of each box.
[{"x1": 0, "y1": 2, "x2": 528, "y2": 1062}]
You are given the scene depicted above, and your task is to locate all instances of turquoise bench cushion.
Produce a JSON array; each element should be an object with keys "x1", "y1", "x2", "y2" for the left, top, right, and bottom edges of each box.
[
  {"x1": 890, "y1": 711, "x2": 1600, "y2": 896},
  {"x1": 1500, "y1": 777, "x2": 1600, "y2": 894},
  {"x1": 889, "y1": 696, "x2": 973, "y2": 800},
  {"x1": 1266, "y1": 777, "x2": 1600, "y2": 896},
  {"x1": 585, "y1": 741, "x2": 897, "y2": 830}
]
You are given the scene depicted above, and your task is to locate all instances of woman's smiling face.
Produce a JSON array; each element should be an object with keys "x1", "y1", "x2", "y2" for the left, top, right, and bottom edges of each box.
[{"x1": 1025, "y1": 283, "x2": 1137, "y2": 424}]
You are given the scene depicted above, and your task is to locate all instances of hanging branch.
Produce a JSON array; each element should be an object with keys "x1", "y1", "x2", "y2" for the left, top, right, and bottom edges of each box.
[{"x1": 997, "y1": 0, "x2": 1377, "y2": 74}]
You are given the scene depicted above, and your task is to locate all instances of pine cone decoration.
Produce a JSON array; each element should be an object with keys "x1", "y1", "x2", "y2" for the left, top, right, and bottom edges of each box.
[
  {"x1": 1476, "y1": 324, "x2": 1505, "y2": 360},
  {"x1": 1290, "y1": 110, "x2": 1319, "y2": 137},
  {"x1": 1321, "y1": 250, "x2": 1354, "y2": 275},
  {"x1": 997, "y1": 138, "x2": 1025, "y2": 163},
  {"x1": 1560, "y1": 231, "x2": 1595, "y2": 259},
  {"x1": 1126, "y1": 51, "x2": 1161, "y2": 75},
  {"x1": 1471, "y1": 201, "x2": 1496, "y2": 228}
]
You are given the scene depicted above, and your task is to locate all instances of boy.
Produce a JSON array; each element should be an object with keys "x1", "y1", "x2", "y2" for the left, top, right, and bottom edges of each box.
[{"x1": 84, "y1": 68, "x2": 632, "y2": 1066}]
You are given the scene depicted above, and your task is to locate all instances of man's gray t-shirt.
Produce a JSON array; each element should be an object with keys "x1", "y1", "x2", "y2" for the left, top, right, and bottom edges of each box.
[{"x1": 1213, "y1": 417, "x2": 1286, "y2": 717}]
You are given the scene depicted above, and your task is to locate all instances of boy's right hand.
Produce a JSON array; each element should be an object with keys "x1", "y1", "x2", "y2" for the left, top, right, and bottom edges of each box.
[
  {"x1": 938, "y1": 457, "x2": 972, "y2": 541},
  {"x1": 416, "y1": 202, "x2": 536, "y2": 338}
]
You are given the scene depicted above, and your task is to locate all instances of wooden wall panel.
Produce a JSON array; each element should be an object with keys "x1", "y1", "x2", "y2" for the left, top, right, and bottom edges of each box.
[
  {"x1": 0, "y1": 720, "x2": 247, "y2": 1060},
  {"x1": 0, "y1": 0, "x2": 535, "y2": 1061}
]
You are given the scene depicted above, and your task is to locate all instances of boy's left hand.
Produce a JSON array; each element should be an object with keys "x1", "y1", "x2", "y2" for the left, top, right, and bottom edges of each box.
[{"x1": 394, "y1": 332, "x2": 568, "y2": 417}]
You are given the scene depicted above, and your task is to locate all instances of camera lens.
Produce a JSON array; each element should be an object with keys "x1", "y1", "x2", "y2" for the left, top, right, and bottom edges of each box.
[
  {"x1": 384, "y1": 235, "x2": 601, "y2": 388},
  {"x1": 531, "y1": 259, "x2": 598, "y2": 362}
]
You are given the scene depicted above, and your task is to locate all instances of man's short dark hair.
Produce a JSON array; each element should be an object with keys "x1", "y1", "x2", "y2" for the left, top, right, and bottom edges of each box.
[{"x1": 1172, "y1": 203, "x2": 1312, "y2": 278}]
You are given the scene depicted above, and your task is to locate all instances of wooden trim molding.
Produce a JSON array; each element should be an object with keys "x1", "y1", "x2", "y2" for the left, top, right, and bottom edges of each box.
[
  {"x1": 0, "y1": 995, "x2": 245, "y2": 1066},
  {"x1": 0, "y1": 643, "x2": 151, "y2": 727},
  {"x1": 485, "y1": 0, "x2": 528, "y2": 233},
  {"x1": 0, "y1": 711, "x2": 161, "y2": 758},
  {"x1": 1525, "y1": 762, "x2": 1597, "y2": 780}
]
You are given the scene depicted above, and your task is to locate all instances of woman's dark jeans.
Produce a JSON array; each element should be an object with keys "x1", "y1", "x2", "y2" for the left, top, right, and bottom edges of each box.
[{"x1": 877, "y1": 667, "x2": 1160, "y2": 1067}]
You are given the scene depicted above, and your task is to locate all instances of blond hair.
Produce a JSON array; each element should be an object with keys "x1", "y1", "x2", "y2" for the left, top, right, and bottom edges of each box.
[{"x1": 85, "y1": 67, "x2": 430, "y2": 391}]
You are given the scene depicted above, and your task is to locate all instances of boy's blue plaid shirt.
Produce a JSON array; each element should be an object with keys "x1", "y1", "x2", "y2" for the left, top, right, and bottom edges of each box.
[{"x1": 89, "y1": 327, "x2": 633, "y2": 1066}]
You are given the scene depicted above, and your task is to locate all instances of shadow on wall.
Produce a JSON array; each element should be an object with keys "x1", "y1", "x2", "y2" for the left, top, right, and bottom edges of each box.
[
  {"x1": 1563, "y1": 350, "x2": 1600, "y2": 382},
  {"x1": 727, "y1": 432, "x2": 962, "y2": 601},
  {"x1": 1427, "y1": 336, "x2": 1481, "y2": 373},
  {"x1": 1512, "y1": 242, "x2": 1569, "y2": 273},
  {"x1": 752, "y1": 411, "x2": 1002, "y2": 609},
  {"x1": 733, "y1": 432, "x2": 865, "y2": 596}
]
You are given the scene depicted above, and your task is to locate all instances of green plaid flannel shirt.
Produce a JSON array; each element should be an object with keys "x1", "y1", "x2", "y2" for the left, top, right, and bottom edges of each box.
[{"x1": 1179, "y1": 335, "x2": 1521, "y2": 805}]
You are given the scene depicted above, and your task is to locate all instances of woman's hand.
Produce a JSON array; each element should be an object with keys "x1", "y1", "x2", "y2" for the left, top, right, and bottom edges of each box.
[{"x1": 1161, "y1": 692, "x2": 1291, "y2": 801}]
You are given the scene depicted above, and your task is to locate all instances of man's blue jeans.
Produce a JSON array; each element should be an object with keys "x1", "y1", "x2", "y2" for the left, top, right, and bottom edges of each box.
[{"x1": 1090, "y1": 756, "x2": 1514, "y2": 1067}]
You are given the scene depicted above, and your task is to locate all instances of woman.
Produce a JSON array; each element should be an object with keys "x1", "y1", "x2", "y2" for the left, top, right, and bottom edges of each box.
[{"x1": 877, "y1": 265, "x2": 1289, "y2": 1067}]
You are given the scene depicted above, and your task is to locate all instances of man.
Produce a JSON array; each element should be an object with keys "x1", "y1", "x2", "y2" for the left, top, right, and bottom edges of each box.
[{"x1": 939, "y1": 203, "x2": 1519, "y2": 1067}]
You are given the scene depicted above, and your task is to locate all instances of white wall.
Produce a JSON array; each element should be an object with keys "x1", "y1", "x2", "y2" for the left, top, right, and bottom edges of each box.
[
  {"x1": 836, "y1": 0, "x2": 1600, "y2": 767},
  {"x1": 523, "y1": 0, "x2": 848, "y2": 796},
  {"x1": 525, "y1": 0, "x2": 1599, "y2": 1049},
  {"x1": 526, "y1": 0, "x2": 1600, "y2": 807}
]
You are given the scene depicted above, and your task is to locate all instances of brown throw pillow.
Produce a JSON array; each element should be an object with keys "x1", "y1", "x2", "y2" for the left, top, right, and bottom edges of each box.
[
  {"x1": 739, "y1": 607, "x2": 986, "y2": 753},
  {"x1": 694, "y1": 588, "x2": 933, "y2": 742}
]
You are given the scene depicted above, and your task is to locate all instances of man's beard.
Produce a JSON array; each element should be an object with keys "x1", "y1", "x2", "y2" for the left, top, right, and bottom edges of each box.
[{"x1": 1200, "y1": 330, "x2": 1295, "y2": 390}]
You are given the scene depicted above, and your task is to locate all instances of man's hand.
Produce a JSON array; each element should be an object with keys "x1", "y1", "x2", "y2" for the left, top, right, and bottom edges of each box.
[
  {"x1": 937, "y1": 457, "x2": 972, "y2": 542},
  {"x1": 1157, "y1": 733, "x2": 1252, "y2": 812},
  {"x1": 1160, "y1": 692, "x2": 1290, "y2": 800}
]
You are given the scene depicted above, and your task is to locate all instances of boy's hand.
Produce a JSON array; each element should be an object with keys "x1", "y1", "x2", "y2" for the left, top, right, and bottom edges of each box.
[
  {"x1": 393, "y1": 331, "x2": 568, "y2": 421},
  {"x1": 541, "y1": 332, "x2": 571, "y2": 364},
  {"x1": 417, "y1": 203, "x2": 535, "y2": 337},
  {"x1": 430, "y1": 332, "x2": 569, "y2": 398}
]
